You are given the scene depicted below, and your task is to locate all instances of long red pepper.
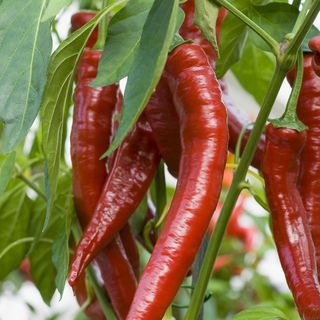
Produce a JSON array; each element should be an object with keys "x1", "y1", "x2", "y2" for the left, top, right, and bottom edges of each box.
[
  {"x1": 126, "y1": 43, "x2": 228, "y2": 320},
  {"x1": 144, "y1": 76, "x2": 181, "y2": 177},
  {"x1": 308, "y1": 36, "x2": 320, "y2": 77},
  {"x1": 180, "y1": 0, "x2": 265, "y2": 169},
  {"x1": 262, "y1": 124, "x2": 320, "y2": 320},
  {"x1": 69, "y1": 112, "x2": 160, "y2": 286},
  {"x1": 71, "y1": 48, "x2": 137, "y2": 320},
  {"x1": 287, "y1": 53, "x2": 320, "y2": 278}
]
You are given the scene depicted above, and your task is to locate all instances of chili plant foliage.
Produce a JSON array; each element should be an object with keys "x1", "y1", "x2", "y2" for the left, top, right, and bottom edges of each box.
[{"x1": 0, "y1": 0, "x2": 319, "y2": 319}]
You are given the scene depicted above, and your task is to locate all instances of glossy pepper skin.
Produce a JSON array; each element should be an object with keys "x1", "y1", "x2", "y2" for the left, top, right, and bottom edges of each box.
[
  {"x1": 126, "y1": 43, "x2": 228, "y2": 320},
  {"x1": 71, "y1": 11, "x2": 98, "y2": 48},
  {"x1": 144, "y1": 76, "x2": 181, "y2": 177},
  {"x1": 263, "y1": 124, "x2": 320, "y2": 320},
  {"x1": 69, "y1": 113, "x2": 160, "y2": 286},
  {"x1": 71, "y1": 48, "x2": 137, "y2": 320},
  {"x1": 308, "y1": 36, "x2": 320, "y2": 77},
  {"x1": 287, "y1": 53, "x2": 320, "y2": 276},
  {"x1": 179, "y1": 1, "x2": 265, "y2": 169},
  {"x1": 179, "y1": 0, "x2": 227, "y2": 68}
]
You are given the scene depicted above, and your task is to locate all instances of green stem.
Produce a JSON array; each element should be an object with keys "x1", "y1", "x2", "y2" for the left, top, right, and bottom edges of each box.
[
  {"x1": 213, "y1": 0, "x2": 279, "y2": 55},
  {"x1": 94, "y1": 0, "x2": 108, "y2": 49},
  {"x1": 292, "y1": 0, "x2": 314, "y2": 34},
  {"x1": 0, "y1": 237, "x2": 52, "y2": 260},
  {"x1": 285, "y1": 0, "x2": 320, "y2": 57},
  {"x1": 154, "y1": 161, "x2": 167, "y2": 222},
  {"x1": 234, "y1": 122, "x2": 253, "y2": 165},
  {"x1": 192, "y1": 233, "x2": 209, "y2": 320},
  {"x1": 72, "y1": 222, "x2": 116, "y2": 320},
  {"x1": 185, "y1": 65, "x2": 287, "y2": 320},
  {"x1": 16, "y1": 173, "x2": 47, "y2": 201},
  {"x1": 273, "y1": 49, "x2": 305, "y2": 131}
]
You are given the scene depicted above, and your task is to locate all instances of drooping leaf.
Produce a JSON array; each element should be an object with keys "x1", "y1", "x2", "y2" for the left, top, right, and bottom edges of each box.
[
  {"x1": 42, "y1": 0, "x2": 73, "y2": 21},
  {"x1": 0, "y1": 182, "x2": 31, "y2": 280},
  {"x1": 215, "y1": 8, "x2": 248, "y2": 78},
  {"x1": 231, "y1": 306, "x2": 289, "y2": 320},
  {"x1": 52, "y1": 172, "x2": 73, "y2": 297},
  {"x1": 103, "y1": 0, "x2": 179, "y2": 157},
  {"x1": 0, "y1": 0, "x2": 52, "y2": 151},
  {"x1": 0, "y1": 151, "x2": 16, "y2": 194},
  {"x1": 29, "y1": 171, "x2": 72, "y2": 304},
  {"x1": 40, "y1": 0, "x2": 127, "y2": 228},
  {"x1": 232, "y1": 41, "x2": 276, "y2": 105},
  {"x1": 194, "y1": 0, "x2": 219, "y2": 57},
  {"x1": 93, "y1": 0, "x2": 154, "y2": 87}
]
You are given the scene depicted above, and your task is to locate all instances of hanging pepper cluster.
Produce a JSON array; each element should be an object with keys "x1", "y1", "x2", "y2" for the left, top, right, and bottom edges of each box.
[{"x1": 67, "y1": 2, "x2": 320, "y2": 320}]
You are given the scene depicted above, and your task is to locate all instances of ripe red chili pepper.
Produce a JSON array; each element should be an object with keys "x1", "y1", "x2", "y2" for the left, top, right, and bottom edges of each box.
[
  {"x1": 308, "y1": 36, "x2": 320, "y2": 77},
  {"x1": 179, "y1": 0, "x2": 227, "y2": 68},
  {"x1": 71, "y1": 48, "x2": 137, "y2": 320},
  {"x1": 120, "y1": 224, "x2": 140, "y2": 279},
  {"x1": 126, "y1": 43, "x2": 228, "y2": 320},
  {"x1": 144, "y1": 76, "x2": 181, "y2": 177},
  {"x1": 69, "y1": 112, "x2": 160, "y2": 286},
  {"x1": 287, "y1": 53, "x2": 320, "y2": 277},
  {"x1": 71, "y1": 11, "x2": 98, "y2": 48},
  {"x1": 262, "y1": 123, "x2": 320, "y2": 320},
  {"x1": 180, "y1": 1, "x2": 265, "y2": 169}
]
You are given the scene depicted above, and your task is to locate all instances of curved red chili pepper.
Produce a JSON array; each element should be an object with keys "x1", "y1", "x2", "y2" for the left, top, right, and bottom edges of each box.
[
  {"x1": 308, "y1": 36, "x2": 320, "y2": 77},
  {"x1": 144, "y1": 76, "x2": 181, "y2": 177},
  {"x1": 180, "y1": 1, "x2": 265, "y2": 169},
  {"x1": 69, "y1": 113, "x2": 160, "y2": 286},
  {"x1": 71, "y1": 11, "x2": 98, "y2": 48},
  {"x1": 126, "y1": 43, "x2": 228, "y2": 320},
  {"x1": 120, "y1": 224, "x2": 140, "y2": 279},
  {"x1": 287, "y1": 53, "x2": 320, "y2": 278},
  {"x1": 262, "y1": 124, "x2": 320, "y2": 320},
  {"x1": 71, "y1": 48, "x2": 137, "y2": 320}
]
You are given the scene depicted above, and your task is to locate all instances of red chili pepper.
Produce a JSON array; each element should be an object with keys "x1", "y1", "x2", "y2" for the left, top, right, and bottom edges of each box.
[
  {"x1": 287, "y1": 53, "x2": 320, "y2": 278},
  {"x1": 144, "y1": 76, "x2": 181, "y2": 177},
  {"x1": 308, "y1": 36, "x2": 320, "y2": 77},
  {"x1": 179, "y1": 0, "x2": 227, "y2": 68},
  {"x1": 126, "y1": 43, "x2": 228, "y2": 319},
  {"x1": 180, "y1": 1, "x2": 265, "y2": 169},
  {"x1": 71, "y1": 11, "x2": 98, "y2": 48},
  {"x1": 71, "y1": 48, "x2": 137, "y2": 320},
  {"x1": 120, "y1": 224, "x2": 140, "y2": 279},
  {"x1": 262, "y1": 123, "x2": 320, "y2": 320},
  {"x1": 69, "y1": 112, "x2": 160, "y2": 286}
]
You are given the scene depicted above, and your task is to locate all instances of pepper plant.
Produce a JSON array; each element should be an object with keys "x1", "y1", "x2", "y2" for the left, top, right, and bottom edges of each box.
[{"x1": 0, "y1": 0, "x2": 319, "y2": 319}]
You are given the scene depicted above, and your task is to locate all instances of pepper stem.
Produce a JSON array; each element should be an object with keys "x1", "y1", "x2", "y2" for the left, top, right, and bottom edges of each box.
[
  {"x1": 94, "y1": 0, "x2": 109, "y2": 50},
  {"x1": 272, "y1": 49, "x2": 306, "y2": 131}
]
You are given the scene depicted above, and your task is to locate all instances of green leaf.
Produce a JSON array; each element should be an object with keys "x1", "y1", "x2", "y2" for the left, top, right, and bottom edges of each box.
[
  {"x1": 215, "y1": 8, "x2": 248, "y2": 78},
  {"x1": 42, "y1": 0, "x2": 73, "y2": 21},
  {"x1": 302, "y1": 25, "x2": 320, "y2": 52},
  {"x1": 0, "y1": 183, "x2": 31, "y2": 280},
  {"x1": 103, "y1": 0, "x2": 179, "y2": 157},
  {"x1": 40, "y1": 0, "x2": 126, "y2": 228},
  {"x1": 232, "y1": 41, "x2": 276, "y2": 105},
  {"x1": 231, "y1": 306, "x2": 289, "y2": 320},
  {"x1": 52, "y1": 174, "x2": 73, "y2": 297},
  {"x1": 249, "y1": 3, "x2": 297, "y2": 52},
  {"x1": 30, "y1": 172, "x2": 72, "y2": 304},
  {"x1": 194, "y1": 0, "x2": 219, "y2": 57},
  {"x1": 0, "y1": 152, "x2": 16, "y2": 194},
  {"x1": 93, "y1": 0, "x2": 154, "y2": 87},
  {"x1": 0, "y1": 0, "x2": 52, "y2": 151}
]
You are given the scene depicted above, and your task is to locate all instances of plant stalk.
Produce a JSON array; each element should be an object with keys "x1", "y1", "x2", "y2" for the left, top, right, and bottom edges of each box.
[{"x1": 185, "y1": 64, "x2": 287, "y2": 320}]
